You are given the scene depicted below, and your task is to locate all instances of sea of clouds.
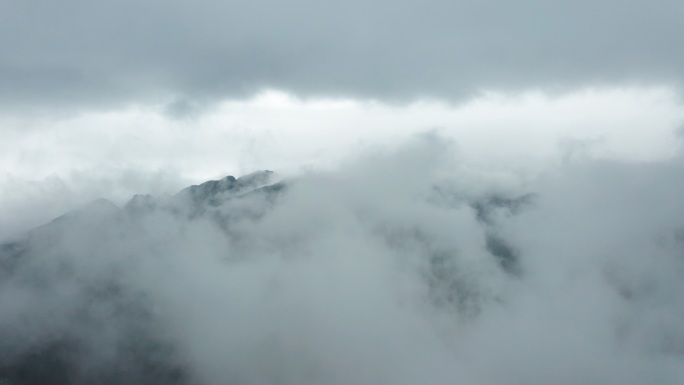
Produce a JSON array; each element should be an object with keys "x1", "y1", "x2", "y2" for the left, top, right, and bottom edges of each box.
[{"x1": 1, "y1": 133, "x2": 684, "y2": 384}]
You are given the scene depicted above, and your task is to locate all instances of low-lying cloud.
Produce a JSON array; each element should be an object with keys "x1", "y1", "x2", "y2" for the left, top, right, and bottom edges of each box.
[{"x1": 1, "y1": 134, "x2": 684, "y2": 384}]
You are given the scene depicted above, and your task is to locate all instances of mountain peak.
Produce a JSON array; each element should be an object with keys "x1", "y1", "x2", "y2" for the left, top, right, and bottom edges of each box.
[{"x1": 175, "y1": 170, "x2": 275, "y2": 207}]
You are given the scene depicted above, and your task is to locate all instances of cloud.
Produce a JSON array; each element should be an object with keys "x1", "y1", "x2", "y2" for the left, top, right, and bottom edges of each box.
[
  {"x1": 2, "y1": 87, "x2": 681, "y2": 180},
  {"x1": 1, "y1": 0, "x2": 683, "y2": 112},
  {"x1": 2, "y1": 86, "x2": 681, "y2": 236},
  {"x1": 2, "y1": 134, "x2": 684, "y2": 384}
]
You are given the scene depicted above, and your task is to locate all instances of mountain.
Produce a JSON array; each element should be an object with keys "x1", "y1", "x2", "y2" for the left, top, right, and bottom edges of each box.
[
  {"x1": 0, "y1": 171, "x2": 284, "y2": 385},
  {"x1": 0, "y1": 170, "x2": 531, "y2": 385}
]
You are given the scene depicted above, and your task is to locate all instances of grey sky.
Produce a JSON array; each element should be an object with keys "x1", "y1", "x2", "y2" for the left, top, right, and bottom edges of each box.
[{"x1": 2, "y1": 0, "x2": 683, "y2": 112}]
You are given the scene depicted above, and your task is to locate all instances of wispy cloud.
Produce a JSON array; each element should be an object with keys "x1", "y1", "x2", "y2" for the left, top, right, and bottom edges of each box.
[{"x1": 2, "y1": 134, "x2": 684, "y2": 384}]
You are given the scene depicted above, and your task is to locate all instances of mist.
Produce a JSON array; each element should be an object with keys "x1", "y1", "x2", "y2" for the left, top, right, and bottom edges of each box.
[{"x1": 1, "y1": 133, "x2": 684, "y2": 384}]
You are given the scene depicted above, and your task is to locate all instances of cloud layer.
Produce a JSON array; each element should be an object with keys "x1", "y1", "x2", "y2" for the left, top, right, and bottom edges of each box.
[
  {"x1": 2, "y1": 134, "x2": 684, "y2": 384},
  {"x1": 3, "y1": 87, "x2": 681, "y2": 238},
  {"x1": 2, "y1": 0, "x2": 683, "y2": 111}
]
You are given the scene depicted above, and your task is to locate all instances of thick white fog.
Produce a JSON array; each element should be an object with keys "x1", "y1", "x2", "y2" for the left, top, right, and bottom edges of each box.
[{"x1": 1, "y1": 133, "x2": 684, "y2": 384}]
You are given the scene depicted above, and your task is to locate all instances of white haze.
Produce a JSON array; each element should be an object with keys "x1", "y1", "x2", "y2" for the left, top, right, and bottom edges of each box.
[
  {"x1": 1, "y1": 133, "x2": 684, "y2": 384},
  {"x1": 2, "y1": 87, "x2": 682, "y2": 238}
]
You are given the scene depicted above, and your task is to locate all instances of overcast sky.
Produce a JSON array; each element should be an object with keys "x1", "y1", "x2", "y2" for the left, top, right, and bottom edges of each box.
[
  {"x1": 2, "y1": 0, "x2": 683, "y2": 111},
  {"x1": 2, "y1": 0, "x2": 684, "y2": 225}
]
